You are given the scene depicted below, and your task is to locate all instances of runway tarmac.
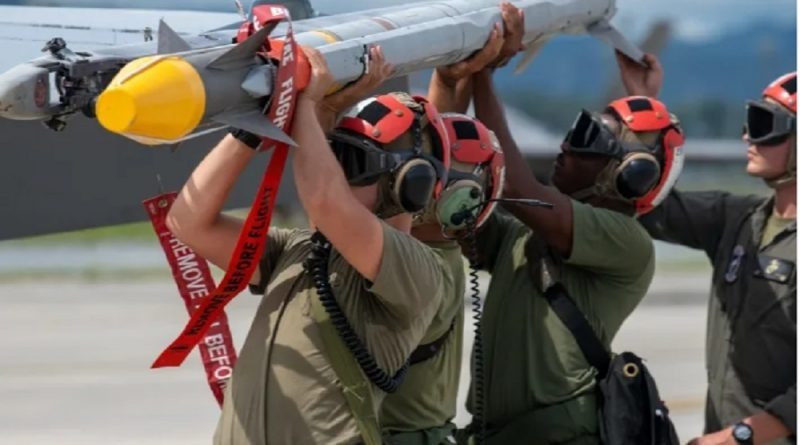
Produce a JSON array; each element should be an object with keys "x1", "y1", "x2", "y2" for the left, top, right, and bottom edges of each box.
[{"x1": 0, "y1": 266, "x2": 710, "y2": 444}]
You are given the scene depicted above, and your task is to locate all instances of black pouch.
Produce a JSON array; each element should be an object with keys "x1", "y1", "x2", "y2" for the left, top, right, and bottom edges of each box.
[
  {"x1": 598, "y1": 352, "x2": 680, "y2": 445},
  {"x1": 544, "y1": 283, "x2": 680, "y2": 445}
]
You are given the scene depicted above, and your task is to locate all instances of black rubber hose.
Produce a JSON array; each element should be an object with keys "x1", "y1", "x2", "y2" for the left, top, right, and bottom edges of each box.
[
  {"x1": 304, "y1": 231, "x2": 408, "y2": 393},
  {"x1": 463, "y1": 218, "x2": 486, "y2": 445}
]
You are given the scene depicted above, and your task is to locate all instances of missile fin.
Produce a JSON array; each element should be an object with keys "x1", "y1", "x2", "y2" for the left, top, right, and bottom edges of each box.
[
  {"x1": 206, "y1": 22, "x2": 279, "y2": 71},
  {"x1": 157, "y1": 20, "x2": 191, "y2": 54},
  {"x1": 212, "y1": 109, "x2": 297, "y2": 146},
  {"x1": 587, "y1": 20, "x2": 646, "y2": 66}
]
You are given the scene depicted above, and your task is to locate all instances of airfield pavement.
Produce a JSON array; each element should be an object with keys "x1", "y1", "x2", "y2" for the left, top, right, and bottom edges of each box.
[{"x1": 0, "y1": 263, "x2": 712, "y2": 444}]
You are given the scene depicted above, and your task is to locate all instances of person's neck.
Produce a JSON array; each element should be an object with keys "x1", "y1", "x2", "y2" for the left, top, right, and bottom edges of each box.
[
  {"x1": 385, "y1": 213, "x2": 414, "y2": 233},
  {"x1": 410, "y1": 223, "x2": 448, "y2": 242},
  {"x1": 773, "y1": 181, "x2": 797, "y2": 219}
]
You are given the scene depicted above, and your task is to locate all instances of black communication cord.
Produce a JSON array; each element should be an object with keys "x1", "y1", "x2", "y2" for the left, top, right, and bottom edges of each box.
[
  {"x1": 304, "y1": 231, "x2": 408, "y2": 393},
  {"x1": 452, "y1": 197, "x2": 553, "y2": 445},
  {"x1": 304, "y1": 197, "x2": 552, "y2": 416},
  {"x1": 460, "y1": 215, "x2": 487, "y2": 444}
]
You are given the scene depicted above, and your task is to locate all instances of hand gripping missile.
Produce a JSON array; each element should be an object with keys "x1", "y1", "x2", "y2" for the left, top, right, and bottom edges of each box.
[{"x1": 294, "y1": 0, "x2": 621, "y2": 84}]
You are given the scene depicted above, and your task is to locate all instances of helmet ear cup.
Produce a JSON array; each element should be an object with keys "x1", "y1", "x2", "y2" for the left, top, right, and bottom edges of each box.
[
  {"x1": 435, "y1": 179, "x2": 483, "y2": 230},
  {"x1": 392, "y1": 159, "x2": 438, "y2": 213},
  {"x1": 615, "y1": 152, "x2": 661, "y2": 199}
]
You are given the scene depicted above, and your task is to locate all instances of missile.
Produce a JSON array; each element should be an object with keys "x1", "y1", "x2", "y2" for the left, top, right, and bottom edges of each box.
[
  {"x1": 0, "y1": 4, "x2": 426, "y2": 127},
  {"x1": 94, "y1": 21, "x2": 294, "y2": 146},
  {"x1": 0, "y1": 0, "x2": 641, "y2": 144},
  {"x1": 96, "y1": 0, "x2": 629, "y2": 145}
]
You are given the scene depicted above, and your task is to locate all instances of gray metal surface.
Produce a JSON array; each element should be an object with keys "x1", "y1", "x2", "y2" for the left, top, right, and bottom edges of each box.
[{"x1": 0, "y1": 117, "x2": 299, "y2": 240}]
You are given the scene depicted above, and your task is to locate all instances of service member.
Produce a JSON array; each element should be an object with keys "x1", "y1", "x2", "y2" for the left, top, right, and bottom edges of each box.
[
  {"x1": 428, "y1": 4, "x2": 686, "y2": 443},
  {"x1": 314, "y1": 47, "x2": 506, "y2": 445},
  {"x1": 167, "y1": 47, "x2": 452, "y2": 445},
  {"x1": 627, "y1": 52, "x2": 797, "y2": 445},
  {"x1": 381, "y1": 112, "x2": 505, "y2": 445}
]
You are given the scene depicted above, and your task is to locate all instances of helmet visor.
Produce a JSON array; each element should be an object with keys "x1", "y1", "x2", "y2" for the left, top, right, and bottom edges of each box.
[
  {"x1": 563, "y1": 110, "x2": 625, "y2": 158},
  {"x1": 328, "y1": 131, "x2": 400, "y2": 186},
  {"x1": 745, "y1": 100, "x2": 795, "y2": 146}
]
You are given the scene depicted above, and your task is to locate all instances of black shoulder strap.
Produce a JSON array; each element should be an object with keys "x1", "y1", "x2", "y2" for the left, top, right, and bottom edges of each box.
[
  {"x1": 408, "y1": 320, "x2": 454, "y2": 365},
  {"x1": 543, "y1": 283, "x2": 611, "y2": 379}
]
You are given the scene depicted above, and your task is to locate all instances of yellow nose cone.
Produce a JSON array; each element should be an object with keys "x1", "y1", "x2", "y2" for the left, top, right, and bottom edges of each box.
[{"x1": 96, "y1": 56, "x2": 206, "y2": 144}]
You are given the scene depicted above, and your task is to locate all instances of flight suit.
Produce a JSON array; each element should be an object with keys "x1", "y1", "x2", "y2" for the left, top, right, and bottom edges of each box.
[{"x1": 640, "y1": 191, "x2": 796, "y2": 443}]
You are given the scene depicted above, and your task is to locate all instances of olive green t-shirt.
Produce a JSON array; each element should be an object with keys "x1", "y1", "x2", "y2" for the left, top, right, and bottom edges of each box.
[
  {"x1": 214, "y1": 222, "x2": 449, "y2": 445},
  {"x1": 380, "y1": 240, "x2": 466, "y2": 433},
  {"x1": 760, "y1": 212, "x2": 795, "y2": 248},
  {"x1": 471, "y1": 201, "x2": 654, "y2": 441}
]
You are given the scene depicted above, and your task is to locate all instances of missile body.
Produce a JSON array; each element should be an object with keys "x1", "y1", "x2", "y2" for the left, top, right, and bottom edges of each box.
[
  {"x1": 296, "y1": 0, "x2": 615, "y2": 81},
  {"x1": 0, "y1": 0, "x2": 623, "y2": 144}
]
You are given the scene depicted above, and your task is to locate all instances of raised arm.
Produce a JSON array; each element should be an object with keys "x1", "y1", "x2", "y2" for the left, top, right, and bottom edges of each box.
[
  {"x1": 292, "y1": 47, "x2": 386, "y2": 281},
  {"x1": 639, "y1": 190, "x2": 763, "y2": 259},
  {"x1": 316, "y1": 45, "x2": 393, "y2": 132},
  {"x1": 472, "y1": 68, "x2": 574, "y2": 255},
  {"x1": 615, "y1": 50, "x2": 664, "y2": 98},
  {"x1": 166, "y1": 134, "x2": 263, "y2": 286},
  {"x1": 427, "y1": 23, "x2": 503, "y2": 113},
  {"x1": 427, "y1": 68, "x2": 474, "y2": 114},
  {"x1": 470, "y1": 3, "x2": 574, "y2": 255}
]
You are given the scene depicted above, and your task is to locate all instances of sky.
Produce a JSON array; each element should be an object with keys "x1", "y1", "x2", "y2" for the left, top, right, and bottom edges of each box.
[
  {"x1": 307, "y1": 0, "x2": 797, "y2": 42},
  {"x1": 9, "y1": 0, "x2": 797, "y2": 42},
  {"x1": 613, "y1": 0, "x2": 797, "y2": 42}
]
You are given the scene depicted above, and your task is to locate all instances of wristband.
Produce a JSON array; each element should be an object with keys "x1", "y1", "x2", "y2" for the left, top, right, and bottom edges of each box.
[{"x1": 229, "y1": 128, "x2": 262, "y2": 150}]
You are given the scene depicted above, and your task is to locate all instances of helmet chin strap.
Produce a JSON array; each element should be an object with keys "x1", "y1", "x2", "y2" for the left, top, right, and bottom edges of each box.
[{"x1": 765, "y1": 139, "x2": 797, "y2": 189}]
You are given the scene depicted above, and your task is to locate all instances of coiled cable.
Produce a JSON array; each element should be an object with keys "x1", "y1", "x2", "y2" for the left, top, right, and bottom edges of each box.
[
  {"x1": 462, "y1": 216, "x2": 486, "y2": 445},
  {"x1": 304, "y1": 231, "x2": 408, "y2": 393},
  {"x1": 451, "y1": 198, "x2": 553, "y2": 444}
]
